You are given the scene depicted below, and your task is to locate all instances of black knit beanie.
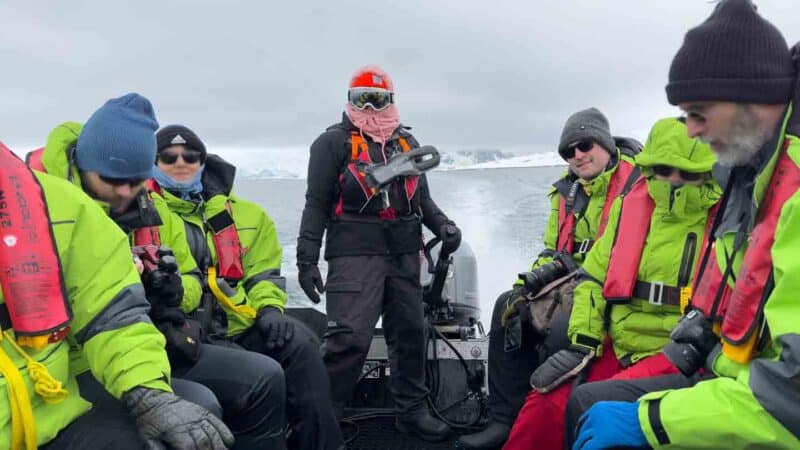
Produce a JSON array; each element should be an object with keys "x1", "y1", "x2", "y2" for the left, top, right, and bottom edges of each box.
[
  {"x1": 667, "y1": 0, "x2": 795, "y2": 105},
  {"x1": 156, "y1": 124, "x2": 207, "y2": 163},
  {"x1": 558, "y1": 107, "x2": 616, "y2": 159}
]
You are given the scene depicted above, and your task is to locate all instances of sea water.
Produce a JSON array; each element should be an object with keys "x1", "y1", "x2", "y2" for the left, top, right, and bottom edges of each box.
[{"x1": 235, "y1": 164, "x2": 566, "y2": 327}]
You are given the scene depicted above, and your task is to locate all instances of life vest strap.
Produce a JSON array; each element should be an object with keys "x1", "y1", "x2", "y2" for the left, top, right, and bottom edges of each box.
[{"x1": 632, "y1": 281, "x2": 682, "y2": 307}]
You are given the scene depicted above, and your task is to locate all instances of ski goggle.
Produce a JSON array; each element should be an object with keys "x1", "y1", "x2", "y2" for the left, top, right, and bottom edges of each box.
[
  {"x1": 651, "y1": 165, "x2": 706, "y2": 182},
  {"x1": 158, "y1": 148, "x2": 203, "y2": 165},
  {"x1": 348, "y1": 87, "x2": 394, "y2": 111},
  {"x1": 99, "y1": 175, "x2": 147, "y2": 188},
  {"x1": 559, "y1": 139, "x2": 595, "y2": 159}
]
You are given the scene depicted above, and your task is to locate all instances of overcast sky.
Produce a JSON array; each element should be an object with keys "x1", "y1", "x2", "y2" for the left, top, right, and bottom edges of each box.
[{"x1": 2, "y1": 1, "x2": 798, "y2": 153}]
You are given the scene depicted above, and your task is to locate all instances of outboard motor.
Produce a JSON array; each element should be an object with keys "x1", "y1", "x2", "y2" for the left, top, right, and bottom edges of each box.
[{"x1": 421, "y1": 239, "x2": 481, "y2": 337}]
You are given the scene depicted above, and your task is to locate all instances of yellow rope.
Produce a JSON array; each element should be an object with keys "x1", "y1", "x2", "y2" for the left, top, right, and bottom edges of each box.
[
  {"x1": 0, "y1": 332, "x2": 37, "y2": 450},
  {"x1": 207, "y1": 267, "x2": 257, "y2": 319},
  {"x1": 4, "y1": 332, "x2": 68, "y2": 405}
]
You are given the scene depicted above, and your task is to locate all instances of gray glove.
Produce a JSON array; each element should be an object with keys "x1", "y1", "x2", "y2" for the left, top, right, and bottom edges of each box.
[
  {"x1": 123, "y1": 387, "x2": 234, "y2": 450},
  {"x1": 529, "y1": 346, "x2": 595, "y2": 393}
]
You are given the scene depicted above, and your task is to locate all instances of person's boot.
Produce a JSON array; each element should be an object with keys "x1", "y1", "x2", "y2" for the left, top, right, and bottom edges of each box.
[
  {"x1": 395, "y1": 408, "x2": 450, "y2": 442},
  {"x1": 454, "y1": 421, "x2": 510, "y2": 449}
]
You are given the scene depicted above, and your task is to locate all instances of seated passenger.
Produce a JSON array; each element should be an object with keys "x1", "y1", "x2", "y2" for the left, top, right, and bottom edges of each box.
[
  {"x1": 458, "y1": 107, "x2": 641, "y2": 450},
  {"x1": 27, "y1": 93, "x2": 286, "y2": 449},
  {"x1": 0, "y1": 142, "x2": 232, "y2": 449},
  {"x1": 569, "y1": 2, "x2": 800, "y2": 449},
  {"x1": 503, "y1": 117, "x2": 720, "y2": 450},
  {"x1": 152, "y1": 124, "x2": 344, "y2": 450}
]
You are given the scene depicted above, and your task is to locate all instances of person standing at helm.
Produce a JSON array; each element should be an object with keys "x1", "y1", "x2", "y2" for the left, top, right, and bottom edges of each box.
[
  {"x1": 296, "y1": 65, "x2": 462, "y2": 442},
  {"x1": 152, "y1": 123, "x2": 344, "y2": 450},
  {"x1": 457, "y1": 108, "x2": 641, "y2": 450},
  {"x1": 569, "y1": 1, "x2": 800, "y2": 449},
  {"x1": 503, "y1": 117, "x2": 721, "y2": 450}
]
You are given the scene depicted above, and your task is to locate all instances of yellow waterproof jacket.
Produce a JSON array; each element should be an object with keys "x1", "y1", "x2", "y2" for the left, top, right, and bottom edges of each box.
[{"x1": 0, "y1": 170, "x2": 171, "y2": 448}]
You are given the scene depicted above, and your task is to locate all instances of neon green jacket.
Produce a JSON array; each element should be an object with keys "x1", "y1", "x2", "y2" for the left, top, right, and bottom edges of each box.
[
  {"x1": 0, "y1": 170, "x2": 172, "y2": 447},
  {"x1": 569, "y1": 118, "x2": 720, "y2": 362},
  {"x1": 38, "y1": 122, "x2": 203, "y2": 310},
  {"x1": 157, "y1": 155, "x2": 287, "y2": 336},
  {"x1": 638, "y1": 111, "x2": 800, "y2": 448},
  {"x1": 529, "y1": 149, "x2": 636, "y2": 274}
]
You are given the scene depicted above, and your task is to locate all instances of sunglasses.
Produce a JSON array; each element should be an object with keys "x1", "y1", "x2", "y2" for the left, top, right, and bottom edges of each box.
[
  {"x1": 158, "y1": 148, "x2": 203, "y2": 165},
  {"x1": 559, "y1": 139, "x2": 595, "y2": 159},
  {"x1": 651, "y1": 165, "x2": 706, "y2": 182},
  {"x1": 348, "y1": 87, "x2": 394, "y2": 111},
  {"x1": 99, "y1": 175, "x2": 146, "y2": 188}
]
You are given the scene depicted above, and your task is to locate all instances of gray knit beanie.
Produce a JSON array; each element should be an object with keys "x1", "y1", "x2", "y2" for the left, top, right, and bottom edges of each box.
[{"x1": 558, "y1": 107, "x2": 615, "y2": 160}]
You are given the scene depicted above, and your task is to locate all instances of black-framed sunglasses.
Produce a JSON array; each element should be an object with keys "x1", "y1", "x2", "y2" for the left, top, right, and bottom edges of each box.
[
  {"x1": 559, "y1": 139, "x2": 595, "y2": 159},
  {"x1": 651, "y1": 165, "x2": 706, "y2": 182},
  {"x1": 158, "y1": 148, "x2": 203, "y2": 165},
  {"x1": 99, "y1": 175, "x2": 147, "y2": 188}
]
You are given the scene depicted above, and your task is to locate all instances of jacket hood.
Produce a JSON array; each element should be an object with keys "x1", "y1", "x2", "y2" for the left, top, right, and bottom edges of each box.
[
  {"x1": 41, "y1": 121, "x2": 84, "y2": 185},
  {"x1": 636, "y1": 117, "x2": 716, "y2": 173},
  {"x1": 200, "y1": 153, "x2": 236, "y2": 198}
]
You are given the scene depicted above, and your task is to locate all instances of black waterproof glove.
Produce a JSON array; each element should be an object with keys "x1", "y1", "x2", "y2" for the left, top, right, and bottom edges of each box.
[
  {"x1": 142, "y1": 251, "x2": 184, "y2": 309},
  {"x1": 439, "y1": 222, "x2": 462, "y2": 254},
  {"x1": 298, "y1": 263, "x2": 324, "y2": 304},
  {"x1": 256, "y1": 306, "x2": 295, "y2": 350},
  {"x1": 122, "y1": 387, "x2": 234, "y2": 450},
  {"x1": 529, "y1": 345, "x2": 595, "y2": 393}
]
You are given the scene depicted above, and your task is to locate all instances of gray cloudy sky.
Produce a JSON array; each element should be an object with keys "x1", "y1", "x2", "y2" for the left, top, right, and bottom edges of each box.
[{"x1": 2, "y1": 1, "x2": 798, "y2": 152}]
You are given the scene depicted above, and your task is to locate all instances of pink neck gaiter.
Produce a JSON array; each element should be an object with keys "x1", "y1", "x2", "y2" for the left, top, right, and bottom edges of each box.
[{"x1": 345, "y1": 103, "x2": 401, "y2": 145}]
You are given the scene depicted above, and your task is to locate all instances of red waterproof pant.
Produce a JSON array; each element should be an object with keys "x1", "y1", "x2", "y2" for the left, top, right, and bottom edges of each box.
[{"x1": 502, "y1": 346, "x2": 678, "y2": 450}]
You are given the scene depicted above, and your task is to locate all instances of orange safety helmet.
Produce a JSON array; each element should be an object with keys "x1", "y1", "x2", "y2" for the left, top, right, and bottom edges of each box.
[{"x1": 349, "y1": 65, "x2": 394, "y2": 92}]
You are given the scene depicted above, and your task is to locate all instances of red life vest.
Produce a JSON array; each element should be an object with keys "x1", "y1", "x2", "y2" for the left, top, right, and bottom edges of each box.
[
  {"x1": 0, "y1": 143, "x2": 71, "y2": 347},
  {"x1": 602, "y1": 177, "x2": 719, "y2": 306},
  {"x1": 149, "y1": 180, "x2": 245, "y2": 281},
  {"x1": 335, "y1": 132, "x2": 419, "y2": 220},
  {"x1": 557, "y1": 159, "x2": 637, "y2": 254},
  {"x1": 691, "y1": 140, "x2": 800, "y2": 363},
  {"x1": 25, "y1": 147, "x2": 46, "y2": 172}
]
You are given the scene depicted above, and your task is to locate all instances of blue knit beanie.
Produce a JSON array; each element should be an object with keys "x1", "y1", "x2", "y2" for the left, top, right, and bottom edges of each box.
[{"x1": 75, "y1": 93, "x2": 159, "y2": 179}]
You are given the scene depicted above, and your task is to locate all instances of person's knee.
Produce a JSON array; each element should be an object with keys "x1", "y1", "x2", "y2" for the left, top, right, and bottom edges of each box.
[
  {"x1": 244, "y1": 351, "x2": 286, "y2": 398},
  {"x1": 323, "y1": 325, "x2": 370, "y2": 358},
  {"x1": 565, "y1": 383, "x2": 600, "y2": 422},
  {"x1": 172, "y1": 378, "x2": 223, "y2": 419},
  {"x1": 491, "y1": 290, "x2": 513, "y2": 328}
]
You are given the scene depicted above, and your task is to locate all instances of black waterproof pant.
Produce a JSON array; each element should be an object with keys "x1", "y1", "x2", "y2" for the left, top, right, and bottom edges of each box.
[
  {"x1": 234, "y1": 316, "x2": 344, "y2": 450},
  {"x1": 322, "y1": 253, "x2": 429, "y2": 415},
  {"x1": 563, "y1": 372, "x2": 706, "y2": 448},
  {"x1": 487, "y1": 290, "x2": 571, "y2": 425},
  {"x1": 171, "y1": 343, "x2": 287, "y2": 450},
  {"x1": 43, "y1": 378, "x2": 146, "y2": 450}
]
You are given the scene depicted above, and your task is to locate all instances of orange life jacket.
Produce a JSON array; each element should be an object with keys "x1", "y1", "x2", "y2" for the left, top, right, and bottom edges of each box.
[
  {"x1": 149, "y1": 180, "x2": 245, "y2": 281},
  {"x1": 557, "y1": 159, "x2": 638, "y2": 255},
  {"x1": 0, "y1": 143, "x2": 71, "y2": 348},
  {"x1": 691, "y1": 140, "x2": 800, "y2": 363},
  {"x1": 24, "y1": 147, "x2": 46, "y2": 172},
  {"x1": 602, "y1": 177, "x2": 719, "y2": 309},
  {"x1": 335, "y1": 132, "x2": 419, "y2": 220}
]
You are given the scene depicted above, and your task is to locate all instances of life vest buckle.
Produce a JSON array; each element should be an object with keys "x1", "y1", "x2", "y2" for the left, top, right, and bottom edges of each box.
[
  {"x1": 578, "y1": 239, "x2": 592, "y2": 254},
  {"x1": 648, "y1": 281, "x2": 664, "y2": 306}
]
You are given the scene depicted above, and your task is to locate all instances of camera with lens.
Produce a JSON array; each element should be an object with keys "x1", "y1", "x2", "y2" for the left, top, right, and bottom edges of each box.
[
  {"x1": 663, "y1": 309, "x2": 718, "y2": 376},
  {"x1": 518, "y1": 252, "x2": 579, "y2": 297},
  {"x1": 132, "y1": 245, "x2": 182, "y2": 308}
]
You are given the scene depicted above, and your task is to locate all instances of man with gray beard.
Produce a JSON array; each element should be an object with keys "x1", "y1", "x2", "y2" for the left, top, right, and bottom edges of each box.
[{"x1": 565, "y1": 1, "x2": 800, "y2": 449}]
